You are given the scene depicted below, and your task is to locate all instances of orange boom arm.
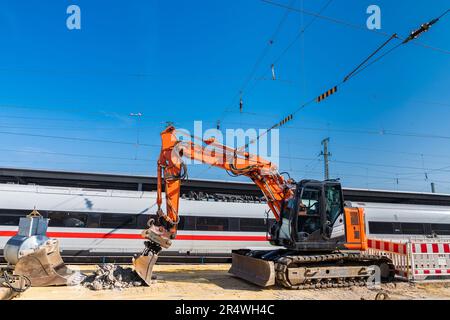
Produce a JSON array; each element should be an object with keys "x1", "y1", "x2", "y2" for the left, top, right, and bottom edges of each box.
[{"x1": 152, "y1": 126, "x2": 294, "y2": 245}]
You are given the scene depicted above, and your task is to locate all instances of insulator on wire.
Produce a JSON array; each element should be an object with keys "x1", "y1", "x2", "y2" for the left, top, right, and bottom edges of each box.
[
  {"x1": 403, "y1": 18, "x2": 439, "y2": 44},
  {"x1": 216, "y1": 120, "x2": 221, "y2": 130},
  {"x1": 271, "y1": 64, "x2": 276, "y2": 81}
]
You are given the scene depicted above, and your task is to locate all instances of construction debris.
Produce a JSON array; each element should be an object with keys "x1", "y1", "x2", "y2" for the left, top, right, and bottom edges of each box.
[{"x1": 82, "y1": 264, "x2": 154, "y2": 291}]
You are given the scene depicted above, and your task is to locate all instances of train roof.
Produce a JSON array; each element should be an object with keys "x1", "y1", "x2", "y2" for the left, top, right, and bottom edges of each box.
[{"x1": 1, "y1": 167, "x2": 449, "y2": 206}]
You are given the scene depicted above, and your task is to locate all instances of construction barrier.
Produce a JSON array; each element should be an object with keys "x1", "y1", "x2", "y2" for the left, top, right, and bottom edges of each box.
[{"x1": 368, "y1": 238, "x2": 450, "y2": 282}]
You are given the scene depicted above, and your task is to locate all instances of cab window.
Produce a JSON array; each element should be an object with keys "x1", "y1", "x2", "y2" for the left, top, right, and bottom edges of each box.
[
  {"x1": 300, "y1": 188, "x2": 320, "y2": 216},
  {"x1": 325, "y1": 185, "x2": 343, "y2": 224}
]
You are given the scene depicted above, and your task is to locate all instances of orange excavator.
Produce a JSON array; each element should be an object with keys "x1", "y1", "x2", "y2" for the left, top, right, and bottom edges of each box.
[{"x1": 133, "y1": 126, "x2": 394, "y2": 289}]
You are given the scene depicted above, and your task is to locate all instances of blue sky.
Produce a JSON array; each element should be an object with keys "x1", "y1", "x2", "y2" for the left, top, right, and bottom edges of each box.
[{"x1": 0, "y1": 0, "x2": 449, "y2": 193}]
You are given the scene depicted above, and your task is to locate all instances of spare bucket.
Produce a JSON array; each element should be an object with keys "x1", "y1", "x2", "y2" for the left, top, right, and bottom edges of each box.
[
  {"x1": 13, "y1": 240, "x2": 81, "y2": 287},
  {"x1": 4, "y1": 210, "x2": 83, "y2": 287}
]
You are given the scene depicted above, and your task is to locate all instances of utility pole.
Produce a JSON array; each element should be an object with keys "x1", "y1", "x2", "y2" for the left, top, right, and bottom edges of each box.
[
  {"x1": 431, "y1": 182, "x2": 436, "y2": 194},
  {"x1": 320, "y1": 138, "x2": 331, "y2": 180}
]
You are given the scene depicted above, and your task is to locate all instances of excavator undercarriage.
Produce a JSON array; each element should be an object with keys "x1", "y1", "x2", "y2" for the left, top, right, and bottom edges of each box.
[{"x1": 231, "y1": 250, "x2": 395, "y2": 289}]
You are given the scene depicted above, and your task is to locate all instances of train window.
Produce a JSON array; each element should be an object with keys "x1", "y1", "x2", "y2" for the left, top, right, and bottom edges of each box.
[
  {"x1": 368, "y1": 222, "x2": 394, "y2": 234},
  {"x1": 423, "y1": 224, "x2": 432, "y2": 235},
  {"x1": 137, "y1": 215, "x2": 154, "y2": 230},
  {"x1": 0, "y1": 215, "x2": 21, "y2": 226},
  {"x1": 196, "y1": 217, "x2": 228, "y2": 231},
  {"x1": 229, "y1": 218, "x2": 240, "y2": 232},
  {"x1": 100, "y1": 214, "x2": 137, "y2": 229},
  {"x1": 48, "y1": 212, "x2": 87, "y2": 228},
  {"x1": 431, "y1": 224, "x2": 450, "y2": 235},
  {"x1": 240, "y1": 218, "x2": 267, "y2": 232},
  {"x1": 183, "y1": 216, "x2": 196, "y2": 231},
  {"x1": 178, "y1": 216, "x2": 185, "y2": 230},
  {"x1": 401, "y1": 223, "x2": 425, "y2": 235},
  {"x1": 392, "y1": 223, "x2": 402, "y2": 234},
  {"x1": 87, "y1": 213, "x2": 101, "y2": 228}
]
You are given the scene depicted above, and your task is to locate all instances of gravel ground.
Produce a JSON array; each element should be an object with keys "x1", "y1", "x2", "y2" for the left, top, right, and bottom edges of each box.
[{"x1": 12, "y1": 264, "x2": 450, "y2": 300}]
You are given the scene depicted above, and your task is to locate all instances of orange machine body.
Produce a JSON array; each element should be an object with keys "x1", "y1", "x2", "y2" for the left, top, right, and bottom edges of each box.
[{"x1": 344, "y1": 207, "x2": 368, "y2": 251}]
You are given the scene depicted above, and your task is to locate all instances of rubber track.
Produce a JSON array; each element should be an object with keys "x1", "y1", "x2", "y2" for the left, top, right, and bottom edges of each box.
[{"x1": 275, "y1": 253, "x2": 395, "y2": 290}]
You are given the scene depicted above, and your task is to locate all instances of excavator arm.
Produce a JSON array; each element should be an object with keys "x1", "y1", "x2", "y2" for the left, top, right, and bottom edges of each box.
[
  {"x1": 153, "y1": 126, "x2": 293, "y2": 244},
  {"x1": 133, "y1": 126, "x2": 294, "y2": 284}
]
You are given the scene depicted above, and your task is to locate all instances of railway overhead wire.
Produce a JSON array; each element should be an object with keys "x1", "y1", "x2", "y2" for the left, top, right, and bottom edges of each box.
[{"x1": 236, "y1": 7, "x2": 450, "y2": 151}]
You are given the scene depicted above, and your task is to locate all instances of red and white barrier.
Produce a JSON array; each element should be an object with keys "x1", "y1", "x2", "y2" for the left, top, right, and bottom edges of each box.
[{"x1": 368, "y1": 238, "x2": 450, "y2": 281}]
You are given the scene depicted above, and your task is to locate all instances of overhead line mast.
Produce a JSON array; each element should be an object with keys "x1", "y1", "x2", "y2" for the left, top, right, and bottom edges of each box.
[{"x1": 320, "y1": 138, "x2": 331, "y2": 180}]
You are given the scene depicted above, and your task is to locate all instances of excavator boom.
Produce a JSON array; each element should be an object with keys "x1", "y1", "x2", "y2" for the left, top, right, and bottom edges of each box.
[
  {"x1": 134, "y1": 126, "x2": 293, "y2": 284},
  {"x1": 156, "y1": 126, "x2": 293, "y2": 225}
]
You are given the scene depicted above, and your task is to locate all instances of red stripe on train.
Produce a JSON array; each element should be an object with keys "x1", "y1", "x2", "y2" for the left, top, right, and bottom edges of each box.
[{"x1": 0, "y1": 231, "x2": 268, "y2": 242}]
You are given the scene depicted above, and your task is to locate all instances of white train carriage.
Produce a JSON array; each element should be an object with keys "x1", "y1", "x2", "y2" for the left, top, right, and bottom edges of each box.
[
  {"x1": 0, "y1": 183, "x2": 450, "y2": 261},
  {"x1": 0, "y1": 183, "x2": 272, "y2": 260},
  {"x1": 355, "y1": 201, "x2": 450, "y2": 241}
]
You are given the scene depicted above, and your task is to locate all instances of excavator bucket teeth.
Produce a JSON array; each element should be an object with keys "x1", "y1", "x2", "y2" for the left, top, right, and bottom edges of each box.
[
  {"x1": 229, "y1": 252, "x2": 275, "y2": 287},
  {"x1": 133, "y1": 253, "x2": 159, "y2": 286},
  {"x1": 13, "y1": 244, "x2": 81, "y2": 287}
]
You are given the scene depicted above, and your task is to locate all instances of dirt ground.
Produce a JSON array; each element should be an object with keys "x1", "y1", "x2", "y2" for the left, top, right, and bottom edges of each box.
[{"x1": 12, "y1": 264, "x2": 450, "y2": 300}]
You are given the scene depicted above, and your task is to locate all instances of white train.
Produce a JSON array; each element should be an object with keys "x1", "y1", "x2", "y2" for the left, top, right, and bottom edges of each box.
[{"x1": 1, "y1": 183, "x2": 450, "y2": 262}]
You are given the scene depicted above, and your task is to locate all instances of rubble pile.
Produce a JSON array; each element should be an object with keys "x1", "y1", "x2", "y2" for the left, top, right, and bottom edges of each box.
[{"x1": 82, "y1": 264, "x2": 145, "y2": 291}]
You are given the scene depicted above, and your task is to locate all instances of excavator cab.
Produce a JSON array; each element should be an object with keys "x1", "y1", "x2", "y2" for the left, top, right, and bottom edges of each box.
[
  {"x1": 270, "y1": 179, "x2": 364, "y2": 251},
  {"x1": 230, "y1": 180, "x2": 377, "y2": 288}
]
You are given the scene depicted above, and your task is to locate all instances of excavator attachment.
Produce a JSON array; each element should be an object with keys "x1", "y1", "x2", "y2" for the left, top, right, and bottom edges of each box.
[
  {"x1": 141, "y1": 223, "x2": 173, "y2": 250},
  {"x1": 4, "y1": 210, "x2": 83, "y2": 287},
  {"x1": 12, "y1": 240, "x2": 80, "y2": 287},
  {"x1": 132, "y1": 252, "x2": 159, "y2": 286},
  {"x1": 229, "y1": 250, "x2": 276, "y2": 287},
  {"x1": 133, "y1": 221, "x2": 174, "y2": 285}
]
